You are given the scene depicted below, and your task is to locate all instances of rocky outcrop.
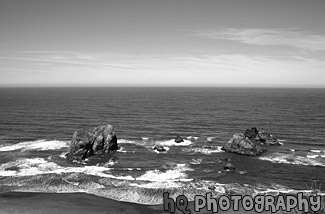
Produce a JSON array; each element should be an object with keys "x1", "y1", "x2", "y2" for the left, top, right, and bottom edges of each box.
[
  {"x1": 222, "y1": 127, "x2": 280, "y2": 156},
  {"x1": 175, "y1": 135, "x2": 184, "y2": 143},
  {"x1": 66, "y1": 124, "x2": 118, "y2": 161},
  {"x1": 223, "y1": 162, "x2": 236, "y2": 171},
  {"x1": 153, "y1": 145, "x2": 166, "y2": 152},
  {"x1": 217, "y1": 158, "x2": 236, "y2": 172},
  {"x1": 222, "y1": 133, "x2": 265, "y2": 156}
]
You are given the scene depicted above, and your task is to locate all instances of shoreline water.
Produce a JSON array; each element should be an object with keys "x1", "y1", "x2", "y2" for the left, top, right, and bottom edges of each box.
[
  {"x1": 0, "y1": 191, "x2": 280, "y2": 214},
  {"x1": 0, "y1": 192, "x2": 161, "y2": 214}
]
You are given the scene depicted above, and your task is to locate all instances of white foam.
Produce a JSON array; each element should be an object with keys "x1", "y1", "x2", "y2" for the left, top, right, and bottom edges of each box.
[
  {"x1": 136, "y1": 164, "x2": 193, "y2": 182},
  {"x1": 0, "y1": 158, "x2": 63, "y2": 176},
  {"x1": 118, "y1": 139, "x2": 137, "y2": 144},
  {"x1": 0, "y1": 140, "x2": 69, "y2": 152},
  {"x1": 259, "y1": 154, "x2": 325, "y2": 167},
  {"x1": 130, "y1": 181, "x2": 182, "y2": 189},
  {"x1": 142, "y1": 137, "x2": 149, "y2": 140},
  {"x1": 191, "y1": 158, "x2": 203, "y2": 165},
  {"x1": 96, "y1": 159, "x2": 118, "y2": 167},
  {"x1": 311, "y1": 150, "x2": 322, "y2": 153},
  {"x1": 254, "y1": 185, "x2": 325, "y2": 196},
  {"x1": 183, "y1": 146, "x2": 223, "y2": 155},
  {"x1": 186, "y1": 136, "x2": 199, "y2": 140},
  {"x1": 207, "y1": 137, "x2": 216, "y2": 142},
  {"x1": 117, "y1": 139, "x2": 149, "y2": 149},
  {"x1": 158, "y1": 139, "x2": 192, "y2": 146},
  {"x1": 119, "y1": 138, "x2": 192, "y2": 147},
  {"x1": 307, "y1": 154, "x2": 319, "y2": 159},
  {"x1": 117, "y1": 146, "x2": 135, "y2": 153},
  {"x1": 0, "y1": 158, "x2": 135, "y2": 180},
  {"x1": 119, "y1": 168, "x2": 141, "y2": 171},
  {"x1": 59, "y1": 152, "x2": 68, "y2": 159}
]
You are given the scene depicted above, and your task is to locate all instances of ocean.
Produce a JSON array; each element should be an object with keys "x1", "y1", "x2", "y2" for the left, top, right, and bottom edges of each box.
[{"x1": 0, "y1": 87, "x2": 324, "y2": 204}]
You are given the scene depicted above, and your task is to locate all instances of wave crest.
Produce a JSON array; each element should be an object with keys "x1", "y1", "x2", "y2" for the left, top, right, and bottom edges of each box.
[{"x1": 0, "y1": 140, "x2": 69, "y2": 152}]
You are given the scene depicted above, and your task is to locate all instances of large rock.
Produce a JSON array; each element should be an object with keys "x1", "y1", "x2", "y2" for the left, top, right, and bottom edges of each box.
[
  {"x1": 66, "y1": 124, "x2": 118, "y2": 161},
  {"x1": 222, "y1": 128, "x2": 281, "y2": 156},
  {"x1": 222, "y1": 133, "x2": 265, "y2": 156}
]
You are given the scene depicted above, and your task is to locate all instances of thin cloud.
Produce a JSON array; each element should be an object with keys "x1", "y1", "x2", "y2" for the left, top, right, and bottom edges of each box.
[
  {"x1": 1, "y1": 51, "x2": 325, "y2": 86},
  {"x1": 191, "y1": 28, "x2": 325, "y2": 51},
  {"x1": 0, "y1": 52, "x2": 134, "y2": 70}
]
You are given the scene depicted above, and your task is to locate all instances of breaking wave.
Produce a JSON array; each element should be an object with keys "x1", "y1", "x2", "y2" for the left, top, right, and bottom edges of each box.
[
  {"x1": 207, "y1": 137, "x2": 216, "y2": 142},
  {"x1": 259, "y1": 152, "x2": 325, "y2": 167},
  {"x1": 0, "y1": 140, "x2": 69, "y2": 152},
  {"x1": 182, "y1": 146, "x2": 223, "y2": 155},
  {"x1": 136, "y1": 164, "x2": 193, "y2": 182},
  {"x1": 0, "y1": 170, "x2": 322, "y2": 205},
  {"x1": 118, "y1": 138, "x2": 193, "y2": 147},
  {"x1": 0, "y1": 158, "x2": 133, "y2": 180},
  {"x1": 186, "y1": 136, "x2": 199, "y2": 140},
  {"x1": 157, "y1": 139, "x2": 192, "y2": 146}
]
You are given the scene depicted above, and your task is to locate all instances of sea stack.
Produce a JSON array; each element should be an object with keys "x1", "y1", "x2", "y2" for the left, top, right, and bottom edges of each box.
[
  {"x1": 153, "y1": 145, "x2": 167, "y2": 152},
  {"x1": 175, "y1": 135, "x2": 184, "y2": 143},
  {"x1": 221, "y1": 127, "x2": 280, "y2": 156},
  {"x1": 66, "y1": 124, "x2": 118, "y2": 161}
]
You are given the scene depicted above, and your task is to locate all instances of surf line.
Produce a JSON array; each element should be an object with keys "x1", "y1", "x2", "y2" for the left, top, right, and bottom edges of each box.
[{"x1": 163, "y1": 192, "x2": 322, "y2": 214}]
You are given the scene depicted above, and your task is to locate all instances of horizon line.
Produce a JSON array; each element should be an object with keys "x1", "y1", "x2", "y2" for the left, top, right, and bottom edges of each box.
[{"x1": 0, "y1": 84, "x2": 324, "y2": 89}]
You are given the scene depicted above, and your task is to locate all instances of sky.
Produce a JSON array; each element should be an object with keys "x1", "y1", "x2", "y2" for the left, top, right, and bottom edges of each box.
[{"x1": 0, "y1": 0, "x2": 325, "y2": 87}]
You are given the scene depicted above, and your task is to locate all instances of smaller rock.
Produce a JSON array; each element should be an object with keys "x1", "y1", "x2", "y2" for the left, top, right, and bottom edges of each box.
[
  {"x1": 218, "y1": 157, "x2": 231, "y2": 164},
  {"x1": 175, "y1": 135, "x2": 184, "y2": 143},
  {"x1": 257, "y1": 129, "x2": 280, "y2": 145},
  {"x1": 208, "y1": 186, "x2": 216, "y2": 191},
  {"x1": 223, "y1": 162, "x2": 236, "y2": 171},
  {"x1": 222, "y1": 158, "x2": 231, "y2": 162},
  {"x1": 153, "y1": 145, "x2": 166, "y2": 152}
]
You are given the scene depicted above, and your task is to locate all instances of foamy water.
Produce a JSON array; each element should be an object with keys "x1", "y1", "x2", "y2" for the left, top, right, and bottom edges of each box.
[
  {"x1": 157, "y1": 139, "x2": 193, "y2": 146},
  {"x1": 259, "y1": 153, "x2": 325, "y2": 167},
  {"x1": 136, "y1": 164, "x2": 193, "y2": 182},
  {"x1": 186, "y1": 136, "x2": 199, "y2": 140},
  {"x1": 182, "y1": 146, "x2": 223, "y2": 154},
  {"x1": 0, "y1": 140, "x2": 69, "y2": 151},
  {"x1": 0, "y1": 157, "x2": 134, "y2": 180},
  {"x1": 207, "y1": 137, "x2": 216, "y2": 142}
]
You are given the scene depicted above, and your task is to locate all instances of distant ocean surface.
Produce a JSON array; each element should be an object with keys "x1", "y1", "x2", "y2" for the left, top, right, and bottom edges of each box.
[{"x1": 0, "y1": 87, "x2": 324, "y2": 204}]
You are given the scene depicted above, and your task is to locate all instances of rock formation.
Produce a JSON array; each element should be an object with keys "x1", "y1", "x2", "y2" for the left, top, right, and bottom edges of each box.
[
  {"x1": 223, "y1": 162, "x2": 236, "y2": 171},
  {"x1": 66, "y1": 124, "x2": 118, "y2": 161},
  {"x1": 222, "y1": 127, "x2": 280, "y2": 156},
  {"x1": 153, "y1": 145, "x2": 167, "y2": 152},
  {"x1": 174, "y1": 135, "x2": 184, "y2": 143}
]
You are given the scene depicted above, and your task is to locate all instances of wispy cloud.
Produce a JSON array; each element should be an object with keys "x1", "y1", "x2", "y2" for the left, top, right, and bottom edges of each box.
[
  {"x1": 191, "y1": 28, "x2": 325, "y2": 51},
  {"x1": 0, "y1": 51, "x2": 324, "y2": 86}
]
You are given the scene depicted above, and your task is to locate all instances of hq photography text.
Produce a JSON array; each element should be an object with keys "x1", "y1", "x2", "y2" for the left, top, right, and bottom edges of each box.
[{"x1": 163, "y1": 192, "x2": 322, "y2": 214}]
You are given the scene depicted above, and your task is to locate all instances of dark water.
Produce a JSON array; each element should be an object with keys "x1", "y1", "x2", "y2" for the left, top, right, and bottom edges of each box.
[{"x1": 0, "y1": 87, "x2": 324, "y2": 204}]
